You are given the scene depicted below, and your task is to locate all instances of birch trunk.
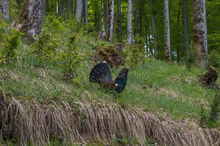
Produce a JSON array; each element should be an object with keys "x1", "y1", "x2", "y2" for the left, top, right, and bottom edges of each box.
[
  {"x1": 76, "y1": 0, "x2": 83, "y2": 22},
  {"x1": 192, "y1": 0, "x2": 208, "y2": 67},
  {"x1": 164, "y1": 0, "x2": 171, "y2": 61},
  {"x1": 0, "y1": 0, "x2": 9, "y2": 19},
  {"x1": 127, "y1": 0, "x2": 133, "y2": 44},
  {"x1": 15, "y1": 0, "x2": 45, "y2": 42},
  {"x1": 109, "y1": 0, "x2": 114, "y2": 42}
]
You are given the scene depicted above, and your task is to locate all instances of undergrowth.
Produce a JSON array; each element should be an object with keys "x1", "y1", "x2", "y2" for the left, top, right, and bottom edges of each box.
[{"x1": 0, "y1": 15, "x2": 219, "y2": 145}]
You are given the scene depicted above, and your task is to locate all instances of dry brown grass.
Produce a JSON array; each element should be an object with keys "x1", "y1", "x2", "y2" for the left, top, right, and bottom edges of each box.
[{"x1": 0, "y1": 93, "x2": 219, "y2": 146}]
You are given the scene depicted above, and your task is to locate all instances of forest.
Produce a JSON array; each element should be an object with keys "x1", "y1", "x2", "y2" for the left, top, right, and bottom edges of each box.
[{"x1": 0, "y1": 0, "x2": 220, "y2": 145}]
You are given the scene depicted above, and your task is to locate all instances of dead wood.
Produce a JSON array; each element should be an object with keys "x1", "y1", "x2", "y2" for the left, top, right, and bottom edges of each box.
[{"x1": 0, "y1": 95, "x2": 219, "y2": 146}]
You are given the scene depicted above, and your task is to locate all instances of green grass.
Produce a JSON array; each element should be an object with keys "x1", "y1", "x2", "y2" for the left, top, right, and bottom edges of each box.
[
  {"x1": 0, "y1": 18, "x2": 219, "y2": 128},
  {"x1": 1, "y1": 42, "x2": 218, "y2": 124}
]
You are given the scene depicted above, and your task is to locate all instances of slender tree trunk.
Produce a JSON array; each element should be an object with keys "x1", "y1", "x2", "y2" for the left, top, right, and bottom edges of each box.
[
  {"x1": 76, "y1": 0, "x2": 83, "y2": 22},
  {"x1": 182, "y1": 0, "x2": 190, "y2": 59},
  {"x1": 15, "y1": 0, "x2": 45, "y2": 42},
  {"x1": 192, "y1": 0, "x2": 208, "y2": 67},
  {"x1": 117, "y1": 0, "x2": 122, "y2": 42},
  {"x1": 99, "y1": 1, "x2": 102, "y2": 31},
  {"x1": 84, "y1": 0, "x2": 88, "y2": 26},
  {"x1": 127, "y1": 0, "x2": 133, "y2": 44},
  {"x1": 134, "y1": 0, "x2": 139, "y2": 36},
  {"x1": 68, "y1": 0, "x2": 71, "y2": 18},
  {"x1": 0, "y1": 0, "x2": 9, "y2": 19},
  {"x1": 94, "y1": 0, "x2": 100, "y2": 31},
  {"x1": 58, "y1": 0, "x2": 64, "y2": 16},
  {"x1": 104, "y1": 0, "x2": 109, "y2": 37},
  {"x1": 109, "y1": 0, "x2": 114, "y2": 42},
  {"x1": 164, "y1": 0, "x2": 171, "y2": 61},
  {"x1": 151, "y1": 0, "x2": 157, "y2": 57}
]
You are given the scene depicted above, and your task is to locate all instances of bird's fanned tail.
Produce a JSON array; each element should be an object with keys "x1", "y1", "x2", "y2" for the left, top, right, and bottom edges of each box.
[
  {"x1": 89, "y1": 63, "x2": 129, "y2": 93},
  {"x1": 89, "y1": 63, "x2": 112, "y2": 84}
]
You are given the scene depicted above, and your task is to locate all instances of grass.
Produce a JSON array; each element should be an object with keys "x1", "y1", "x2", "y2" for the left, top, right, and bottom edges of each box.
[
  {"x1": 1, "y1": 38, "x2": 219, "y2": 125},
  {"x1": 0, "y1": 17, "x2": 219, "y2": 145}
]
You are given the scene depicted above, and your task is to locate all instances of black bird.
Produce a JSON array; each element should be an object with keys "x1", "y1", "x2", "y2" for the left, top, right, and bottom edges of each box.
[{"x1": 89, "y1": 63, "x2": 129, "y2": 93}]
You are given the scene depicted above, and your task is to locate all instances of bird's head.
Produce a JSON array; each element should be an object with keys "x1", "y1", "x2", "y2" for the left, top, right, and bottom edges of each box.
[{"x1": 117, "y1": 67, "x2": 129, "y2": 79}]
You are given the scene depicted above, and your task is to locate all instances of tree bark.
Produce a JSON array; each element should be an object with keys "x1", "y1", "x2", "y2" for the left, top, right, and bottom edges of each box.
[
  {"x1": 151, "y1": 0, "x2": 157, "y2": 57},
  {"x1": 164, "y1": 0, "x2": 171, "y2": 61},
  {"x1": 134, "y1": 0, "x2": 139, "y2": 36},
  {"x1": 0, "y1": 0, "x2": 9, "y2": 19},
  {"x1": 15, "y1": 0, "x2": 45, "y2": 42},
  {"x1": 117, "y1": 0, "x2": 122, "y2": 42},
  {"x1": 58, "y1": 0, "x2": 64, "y2": 16},
  {"x1": 104, "y1": 0, "x2": 109, "y2": 39},
  {"x1": 127, "y1": 0, "x2": 133, "y2": 44},
  {"x1": 109, "y1": 0, "x2": 114, "y2": 43},
  {"x1": 192, "y1": 0, "x2": 208, "y2": 67},
  {"x1": 182, "y1": 0, "x2": 190, "y2": 59},
  {"x1": 84, "y1": 0, "x2": 88, "y2": 26},
  {"x1": 76, "y1": 0, "x2": 83, "y2": 22}
]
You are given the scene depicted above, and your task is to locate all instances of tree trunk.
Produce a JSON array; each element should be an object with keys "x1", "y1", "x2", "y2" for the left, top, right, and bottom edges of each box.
[
  {"x1": 104, "y1": 0, "x2": 109, "y2": 39},
  {"x1": 164, "y1": 0, "x2": 171, "y2": 61},
  {"x1": 76, "y1": 0, "x2": 83, "y2": 22},
  {"x1": 84, "y1": 0, "x2": 88, "y2": 26},
  {"x1": 151, "y1": 0, "x2": 157, "y2": 57},
  {"x1": 109, "y1": 0, "x2": 114, "y2": 43},
  {"x1": 58, "y1": 0, "x2": 64, "y2": 16},
  {"x1": 192, "y1": 0, "x2": 208, "y2": 67},
  {"x1": 15, "y1": 0, "x2": 45, "y2": 42},
  {"x1": 182, "y1": 0, "x2": 190, "y2": 59},
  {"x1": 99, "y1": 1, "x2": 102, "y2": 31},
  {"x1": 134, "y1": 0, "x2": 139, "y2": 36},
  {"x1": 0, "y1": 0, "x2": 9, "y2": 19},
  {"x1": 127, "y1": 0, "x2": 133, "y2": 44},
  {"x1": 117, "y1": 0, "x2": 122, "y2": 42}
]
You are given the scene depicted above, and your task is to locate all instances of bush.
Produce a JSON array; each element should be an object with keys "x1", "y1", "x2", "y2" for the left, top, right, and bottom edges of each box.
[
  {"x1": 59, "y1": 34, "x2": 84, "y2": 79},
  {"x1": 208, "y1": 49, "x2": 220, "y2": 71},
  {"x1": 0, "y1": 29, "x2": 22, "y2": 64},
  {"x1": 124, "y1": 34, "x2": 145, "y2": 69}
]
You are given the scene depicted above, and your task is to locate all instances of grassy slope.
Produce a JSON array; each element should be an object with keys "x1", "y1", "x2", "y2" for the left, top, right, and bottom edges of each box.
[{"x1": 1, "y1": 33, "x2": 219, "y2": 129}]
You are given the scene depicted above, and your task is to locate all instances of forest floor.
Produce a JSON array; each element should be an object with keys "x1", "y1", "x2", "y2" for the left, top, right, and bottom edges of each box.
[{"x1": 0, "y1": 18, "x2": 220, "y2": 145}]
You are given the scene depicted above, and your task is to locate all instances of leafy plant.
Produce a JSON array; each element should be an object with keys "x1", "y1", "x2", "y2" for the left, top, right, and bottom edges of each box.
[
  {"x1": 59, "y1": 34, "x2": 84, "y2": 79},
  {"x1": 32, "y1": 30, "x2": 61, "y2": 63},
  {"x1": 208, "y1": 91, "x2": 220, "y2": 127},
  {"x1": 0, "y1": 29, "x2": 22, "y2": 64},
  {"x1": 208, "y1": 49, "x2": 220, "y2": 71},
  {"x1": 124, "y1": 34, "x2": 145, "y2": 69}
]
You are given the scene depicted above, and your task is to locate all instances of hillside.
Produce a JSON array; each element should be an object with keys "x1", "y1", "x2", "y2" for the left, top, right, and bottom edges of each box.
[{"x1": 0, "y1": 18, "x2": 220, "y2": 145}]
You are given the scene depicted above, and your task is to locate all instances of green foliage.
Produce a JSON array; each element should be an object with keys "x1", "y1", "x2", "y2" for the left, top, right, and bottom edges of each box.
[
  {"x1": 32, "y1": 31, "x2": 61, "y2": 63},
  {"x1": 208, "y1": 49, "x2": 220, "y2": 71},
  {"x1": 59, "y1": 34, "x2": 84, "y2": 79},
  {"x1": 208, "y1": 91, "x2": 220, "y2": 127},
  {"x1": 9, "y1": 0, "x2": 19, "y2": 20},
  {"x1": 111, "y1": 132, "x2": 140, "y2": 145},
  {"x1": 125, "y1": 35, "x2": 145, "y2": 69},
  {"x1": 0, "y1": 29, "x2": 22, "y2": 64},
  {"x1": 186, "y1": 45, "x2": 196, "y2": 71}
]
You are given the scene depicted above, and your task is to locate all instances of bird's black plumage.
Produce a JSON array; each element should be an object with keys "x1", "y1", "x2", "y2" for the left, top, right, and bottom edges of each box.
[{"x1": 89, "y1": 63, "x2": 129, "y2": 93}]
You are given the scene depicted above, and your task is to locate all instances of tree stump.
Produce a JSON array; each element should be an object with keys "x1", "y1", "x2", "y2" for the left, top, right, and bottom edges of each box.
[{"x1": 199, "y1": 66, "x2": 218, "y2": 86}]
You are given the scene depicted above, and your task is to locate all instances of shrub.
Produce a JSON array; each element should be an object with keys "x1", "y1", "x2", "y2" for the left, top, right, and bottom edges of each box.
[
  {"x1": 0, "y1": 29, "x2": 22, "y2": 64},
  {"x1": 59, "y1": 34, "x2": 84, "y2": 79},
  {"x1": 32, "y1": 30, "x2": 61, "y2": 63}
]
